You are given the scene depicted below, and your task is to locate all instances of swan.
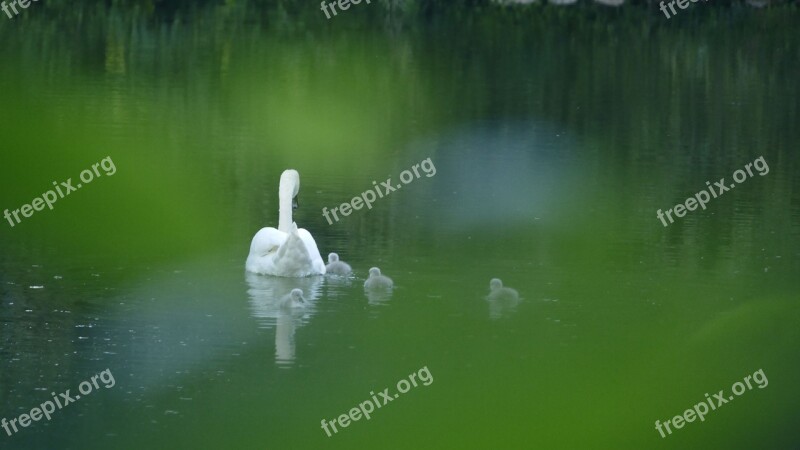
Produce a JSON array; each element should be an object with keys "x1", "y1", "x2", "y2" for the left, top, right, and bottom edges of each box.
[
  {"x1": 487, "y1": 278, "x2": 520, "y2": 319},
  {"x1": 246, "y1": 169, "x2": 326, "y2": 277},
  {"x1": 279, "y1": 288, "x2": 306, "y2": 310},
  {"x1": 325, "y1": 253, "x2": 352, "y2": 276},
  {"x1": 487, "y1": 278, "x2": 519, "y2": 301},
  {"x1": 364, "y1": 267, "x2": 393, "y2": 289}
]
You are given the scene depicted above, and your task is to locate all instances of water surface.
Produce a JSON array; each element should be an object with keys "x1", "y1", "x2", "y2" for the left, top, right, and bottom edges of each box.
[{"x1": 1, "y1": 11, "x2": 799, "y2": 449}]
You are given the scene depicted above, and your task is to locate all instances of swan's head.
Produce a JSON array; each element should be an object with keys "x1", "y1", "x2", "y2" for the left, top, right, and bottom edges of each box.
[
  {"x1": 290, "y1": 288, "x2": 305, "y2": 303},
  {"x1": 369, "y1": 267, "x2": 381, "y2": 277},
  {"x1": 280, "y1": 169, "x2": 301, "y2": 209},
  {"x1": 328, "y1": 253, "x2": 339, "y2": 263},
  {"x1": 490, "y1": 278, "x2": 503, "y2": 290}
]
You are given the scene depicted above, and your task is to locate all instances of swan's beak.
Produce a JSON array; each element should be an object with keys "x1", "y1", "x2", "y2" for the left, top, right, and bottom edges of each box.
[{"x1": 292, "y1": 196, "x2": 299, "y2": 210}]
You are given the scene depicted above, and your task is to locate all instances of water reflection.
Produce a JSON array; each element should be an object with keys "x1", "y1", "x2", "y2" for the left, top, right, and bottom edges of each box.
[
  {"x1": 365, "y1": 288, "x2": 393, "y2": 306},
  {"x1": 245, "y1": 273, "x2": 322, "y2": 367},
  {"x1": 487, "y1": 295, "x2": 521, "y2": 320},
  {"x1": 273, "y1": 310, "x2": 300, "y2": 366},
  {"x1": 409, "y1": 121, "x2": 580, "y2": 234},
  {"x1": 323, "y1": 274, "x2": 355, "y2": 296}
]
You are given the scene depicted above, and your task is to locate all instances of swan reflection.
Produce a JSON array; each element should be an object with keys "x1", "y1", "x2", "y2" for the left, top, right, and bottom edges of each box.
[
  {"x1": 365, "y1": 289, "x2": 393, "y2": 306},
  {"x1": 245, "y1": 273, "x2": 323, "y2": 367}
]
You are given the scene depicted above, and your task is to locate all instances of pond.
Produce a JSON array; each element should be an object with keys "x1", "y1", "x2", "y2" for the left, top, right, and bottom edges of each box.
[{"x1": 0, "y1": 7, "x2": 798, "y2": 449}]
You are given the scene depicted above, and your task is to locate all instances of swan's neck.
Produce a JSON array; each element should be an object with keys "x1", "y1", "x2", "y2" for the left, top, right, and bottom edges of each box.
[{"x1": 278, "y1": 181, "x2": 294, "y2": 233}]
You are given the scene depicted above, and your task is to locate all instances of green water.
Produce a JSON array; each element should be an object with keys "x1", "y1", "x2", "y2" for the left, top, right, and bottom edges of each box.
[{"x1": 1, "y1": 8, "x2": 799, "y2": 450}]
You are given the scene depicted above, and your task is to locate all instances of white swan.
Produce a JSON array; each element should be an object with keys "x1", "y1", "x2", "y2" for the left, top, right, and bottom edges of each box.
[
  {"x1": 246, "y1": 169, "x2": 326, "y2": 277},
  {"x1": 487, "y1": 278, "x2": 519, "y2": 301},
  {"x1": 325, "y1": 253, "x2": 352, "y2": 276},
  {"x1": 487, "y1": 278, "x2": 520, "y2": 319},
  {"x1": 364, "y1": 267, "x2": 393, "y2": 289},
  {"x1": 279, "y1": 288, "x2": 306, "y2": 310}
]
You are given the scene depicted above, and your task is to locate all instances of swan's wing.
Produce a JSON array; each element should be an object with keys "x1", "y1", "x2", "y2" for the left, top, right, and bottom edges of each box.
[
  {"x1": 270, "y1": 229, "x2": 323, "y2": 276},
  {"x1": 296, "y1": 227, "x2": 326, "y2": 274},
  {"x1": 246, "y1": 228, "x2": 289, "y2": 273},
  {"x1": 248, "y1": 227, "x2": 286, "y2": 256},
  {"x1": 246, "y1": 225, "x2": 325, "y2": 276}
]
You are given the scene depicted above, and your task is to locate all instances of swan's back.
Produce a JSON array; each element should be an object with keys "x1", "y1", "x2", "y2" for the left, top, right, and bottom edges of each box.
[
  {"x1": 487, "y1": 278, "x2": 519, "y2": 302},
  {"x1": 327, "y1": 261, "x2": 352, "y2": 276},
  {"x1": 247, "y1": 227, "x2": 323, "y2": 277},
  {"x1": 296, "y1": 227, "x2": 326, "y2": 275},
  {"x1": 488, "y1": 287, "x2": 519, "y2": 302},
  {"x1": 248, "y1": 227, "x2": 285, "y2": 255},
  {"x1": 364, "y1": 267, "x2": 393, "y2": 289},
  {"x1": 246, "y1": 227, "x2": 286, "y2": 274},
  {"x1": 326, "y1": 254, "x2": 352, "y2": 276}
]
